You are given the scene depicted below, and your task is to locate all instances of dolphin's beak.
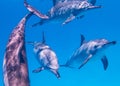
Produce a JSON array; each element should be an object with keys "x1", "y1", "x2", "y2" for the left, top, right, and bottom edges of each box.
[
  {"x1": 102, "y1": 41, "x2": 116, "y2": 48},
  {"x1": 107, "y1": 41, "x2": 116, "y2": 45},
  {"x1": 104, "y1": 41, "x2": 116, "y2": 47}
]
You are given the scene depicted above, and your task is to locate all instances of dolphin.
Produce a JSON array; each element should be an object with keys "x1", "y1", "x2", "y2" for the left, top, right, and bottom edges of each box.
[
  {"x1": 3, "y1": 12, "x2": 33, "y2": 86},
  {"x1": 27, "y1": 32, "x2": 60, "y2": 79},
  {"x1": 24, "y1": 0, "x2": 101, "y2": 27},
  {"x1": 63, "y1": 35, "x2": 116, "y2": 70}
]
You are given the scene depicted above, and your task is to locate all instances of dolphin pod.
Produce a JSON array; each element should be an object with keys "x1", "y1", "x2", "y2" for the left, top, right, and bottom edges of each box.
[
  {"x1": 3, "y1": 12, "x2": 33, "y2": 86},
  {"x1": 27, "y1": 32, "x2": 60, "y2": 79},
  {"x1": 2, "y1": 0, "x2": 117, "y2": 86},
  {"x1": 24, "y1": 0, "x2": 101, "y2": 27}
]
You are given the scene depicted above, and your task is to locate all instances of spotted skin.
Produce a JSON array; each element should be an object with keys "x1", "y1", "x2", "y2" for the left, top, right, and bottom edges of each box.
[
  {"x1": 24, "y1": 0, "x2": 101, "y2": 26},
  {"x1": 33, "y1": 46, "x2": 60, "y2": 79},
  {"x1": 3, "y1": 13, "x2": 33, "y2": 86},
  {"x1": 28, "y1": 33, "x2": 60, "y2": 79}
]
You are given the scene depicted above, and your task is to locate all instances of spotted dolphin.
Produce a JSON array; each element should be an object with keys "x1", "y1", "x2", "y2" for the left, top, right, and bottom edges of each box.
[
  {"x1": 27, "y1": 32, "x2": 60, "y2": 79},
  {"x1": 3, "y1": 12, "x2": 33, "y2": 86},
  {"x1": 24, "y1": 0, "x2": 101, "y2": 27},
  {"x1": 63, "y1": 35, "x2": 116, "y2": 70}
]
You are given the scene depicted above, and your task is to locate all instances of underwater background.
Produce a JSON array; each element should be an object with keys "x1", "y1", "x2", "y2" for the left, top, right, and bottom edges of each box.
[{"x1": 0, "y1": 0, "x2": 120, "y2": 86}]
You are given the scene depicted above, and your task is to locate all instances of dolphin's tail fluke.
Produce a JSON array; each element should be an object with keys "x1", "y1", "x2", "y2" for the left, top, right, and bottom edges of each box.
[
  {"x1": 24, "y1": 0, "x2": 49, "y2": 19},
  {"x1": 60, "y1": 64, "x2": 74, "y2": 69},
  {"x1": 60, "y1": 59, "x2": 75, "y2": 68}
]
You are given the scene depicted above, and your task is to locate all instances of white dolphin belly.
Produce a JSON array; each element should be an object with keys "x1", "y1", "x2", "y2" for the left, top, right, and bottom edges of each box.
[{"x1": 37, "y1": 49, "x2": 59, "y2": 70}]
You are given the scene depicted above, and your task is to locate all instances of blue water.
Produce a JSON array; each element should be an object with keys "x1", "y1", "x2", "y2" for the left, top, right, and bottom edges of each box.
[{"x1": 0, "y1": 0, "x2": 120, "y2": 86}]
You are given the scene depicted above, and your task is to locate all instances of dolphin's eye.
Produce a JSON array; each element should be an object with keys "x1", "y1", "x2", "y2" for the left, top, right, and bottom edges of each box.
[
  {"x1": 35, "y1": 46, "x2": 38, "y2": 49},
  {"x1": 35, "y1": 47, "x2": 37, "y2": 49},
  {"x1": 94, "y1": 45, "x2": 98, "y2": 48}
]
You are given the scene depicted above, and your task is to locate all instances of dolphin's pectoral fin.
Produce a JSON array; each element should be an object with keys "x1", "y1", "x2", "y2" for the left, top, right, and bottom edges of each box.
[
  {"x1": 77, "y1": 15, "x2": 84, "y2": 19},
  {"x1": 80, "y1": 34, "x2": 85, "y2": 46},
  {"x1": 101, "y1": 56, "x2": 108, "y2": 70},
  {"x1": 62, "y1": 14, "x2": 75, "y2": 25},
  {"x1": 78, "y1": 54, "x2": 92, "y2": 69},
  {"x1": 32, "y1": 67, "x2": 44, "y2": 73},
  {"x1": 24, "y1": 0, "x2": 49, "y2": 19},
  {"x1": 50, "y1": 69, "x2": 60, "y2": 79}
]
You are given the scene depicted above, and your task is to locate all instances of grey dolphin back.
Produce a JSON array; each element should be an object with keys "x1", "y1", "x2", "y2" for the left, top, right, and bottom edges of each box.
[
  {"x1": 52, "y1": 0, "x2": 86, "y2": 6},
  {"x1": 66, "y1": 0, "x2": 97, "y2": 5},
  {"x1": 3, "y1": 13, "x2": 32, "y2": 86},
  {"x1": 61, "y1": 0, "x2": 97, "y2": 5}
]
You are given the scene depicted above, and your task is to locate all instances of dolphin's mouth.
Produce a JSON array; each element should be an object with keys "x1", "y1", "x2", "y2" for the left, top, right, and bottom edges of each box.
[
  {"x1": 105, "y1": 41, "x2": 116, "y2": 46},
  {"x1": 107, "y1": 41, "x2": 116, "y2": 45},
  {"x1": 101, "y1": 41, "x2": 116, "y2": 49}
]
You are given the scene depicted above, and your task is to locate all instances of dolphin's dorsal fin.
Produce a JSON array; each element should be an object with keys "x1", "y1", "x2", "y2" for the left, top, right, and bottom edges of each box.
[
  {"x1": 52, "y1": 0, "x2": 66, "y2": 5},
  {"x1": 101, "y1": 55, "x2": 108, "y2": 70},
  {"x1": 42, "y1": 31, "x2": 46, "y2": 44},
  {"x1": 89, "y1": 0, "x2": 96, "y2": 5},
  {"x1": 80, "y1": 34, "x2": 85, "y2": 46}
]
